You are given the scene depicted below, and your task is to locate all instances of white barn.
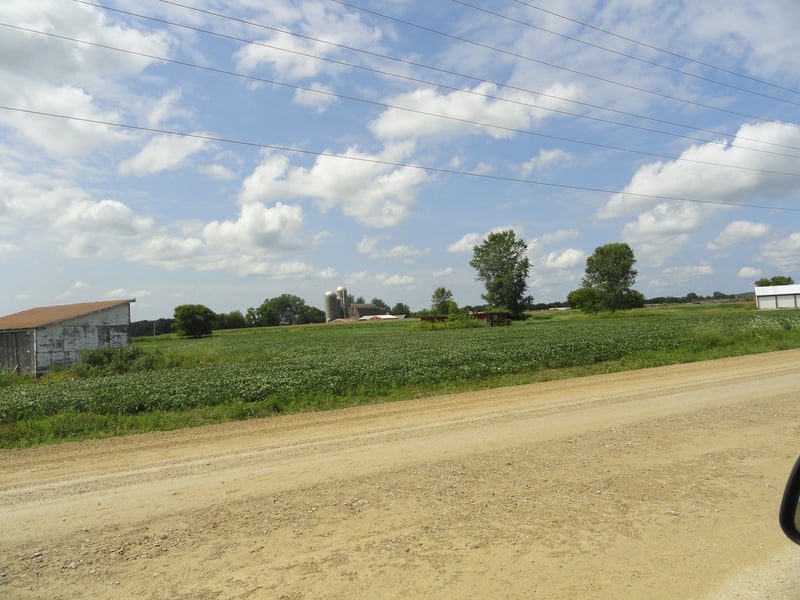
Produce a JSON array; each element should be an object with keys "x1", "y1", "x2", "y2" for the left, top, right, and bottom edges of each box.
[
  {"x1": 0, "y1": 299, "x2": 135, "y2": 376},
  {"x1": 754, "y1": 285, "x2": 800, "y2": 310}
]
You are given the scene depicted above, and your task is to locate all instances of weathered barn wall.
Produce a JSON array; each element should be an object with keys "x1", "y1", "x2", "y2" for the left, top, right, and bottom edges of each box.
[
  {"x1": 0, "y1": 331, "x2": 34, "y2": 375},
  {"x1": 34, "y1": 304, "x2": 131, "y2": 374}
]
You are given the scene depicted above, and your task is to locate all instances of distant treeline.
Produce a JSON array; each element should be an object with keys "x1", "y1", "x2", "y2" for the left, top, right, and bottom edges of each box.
[
  {"x1": 131, "y1": 291, "x2": 756, "y2": 337},
  {"x1": 131, "y1": 318, "x2": 175, "y2": 337}
]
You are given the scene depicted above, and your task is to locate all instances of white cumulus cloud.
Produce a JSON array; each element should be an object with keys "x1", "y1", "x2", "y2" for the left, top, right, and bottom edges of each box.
[
  {"x1": 521, "y1": 149, "x2": 573, "y2": 176},
  {"x1": 737, "y1": 267, "x2": 762, "y2": 279},
  {"x1": 203, "y1": 202, "x2": 306, "y2": 251},
  {"x1": 119, "y1": 134, "x2": 210, "y2": 176},
  {"x1": 378, "y1": 273, "x2": 415, "y2": 286},
  {"x1": 758, "y1": 233, "x2": 800, "y2": 271},
  {"x1": 599, "y1": 122, "x2": 800, "y2": 220},
  {"x1": 239, "y1": 144, "x2": 428, "y2": 228},
  {"x1": 708, "y1": 220, "x2": 770, "y2": 250},
  {"x1": 621, "y1": 203, "x2": 707, "y2": 266}
]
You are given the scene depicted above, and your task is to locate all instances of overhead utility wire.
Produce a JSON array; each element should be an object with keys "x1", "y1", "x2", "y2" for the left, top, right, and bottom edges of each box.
[
  {"x1": 127, "y1": 0, "x2": 800, "y2": 153},
  {"x1": 9, "y1": 23, "x2": 800, "y2": 178},
  {"x1": 3, "y1": 105, "x2": 798, "y2": 213},
  {"x1": 329, "y1": 0, "x2": 800, "y2": 131},
  {"x1": 452, "y1": 0, "x2": 800, "y2": 107},
  {"x1": 93, "y1": 1, "x2": 800, "y2": 156},
  {"x1": 511, "y1": 0, "x2": 800, "y2": 97}
]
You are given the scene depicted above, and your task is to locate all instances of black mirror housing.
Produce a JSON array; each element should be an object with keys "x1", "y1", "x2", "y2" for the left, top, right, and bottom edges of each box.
[{"x1": 779, "y1": 454, "x2": 800, "y2": 545}]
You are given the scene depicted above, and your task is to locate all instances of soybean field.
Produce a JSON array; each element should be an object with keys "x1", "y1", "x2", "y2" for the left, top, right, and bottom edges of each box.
[{"x1": 2, "y1": 307, "x2": 800, "y2": 446}]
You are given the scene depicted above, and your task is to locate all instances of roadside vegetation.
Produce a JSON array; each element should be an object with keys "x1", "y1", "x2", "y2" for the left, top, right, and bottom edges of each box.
[{"x1": 2, "y1": 303, "x2": 800, "y2": 448}]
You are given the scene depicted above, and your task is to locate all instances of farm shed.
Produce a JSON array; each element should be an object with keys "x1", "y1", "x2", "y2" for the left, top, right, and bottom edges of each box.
[
  {"x1": 419, "y1": 312, "x2": 512, "y2": 326},
  {"x1": 472, "y1": 311, "x2": 512, "y2": 326},
  {"x1": 754, "y1": 285, "x2": 800, "y2": 310},
  {"x1": 348, "y1": 303, "x2": 383, "y2": 319},
  {"x1": 0, "y1": 299, "x2": 135, "y2": 376}
]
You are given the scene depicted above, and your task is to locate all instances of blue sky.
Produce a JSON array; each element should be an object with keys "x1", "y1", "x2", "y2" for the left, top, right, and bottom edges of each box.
[{"x1": 2, "y1": 0, "x2": 800, "y2": 320}]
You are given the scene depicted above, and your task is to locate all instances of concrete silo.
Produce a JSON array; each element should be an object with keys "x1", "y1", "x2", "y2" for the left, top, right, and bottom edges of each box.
[
  {"x1": 336, "y1": 286, "x2": 348, "y2": 319},
  {"x1": 324, "y1": 291, "x2": 339, "y2": 322}
]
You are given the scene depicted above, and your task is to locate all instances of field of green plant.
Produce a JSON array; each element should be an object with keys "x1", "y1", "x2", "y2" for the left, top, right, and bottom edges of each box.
[{"x1": 2, "y1": 305, "x2": 800, "y2": 447}]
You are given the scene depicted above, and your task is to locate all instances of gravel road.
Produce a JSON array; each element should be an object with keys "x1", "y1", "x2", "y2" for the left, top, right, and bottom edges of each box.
[{"x1": 2, "y1": 349, "x2": 800, "y2": 599}]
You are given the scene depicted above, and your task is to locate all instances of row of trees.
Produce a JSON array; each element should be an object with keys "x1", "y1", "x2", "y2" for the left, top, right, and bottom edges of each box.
[
  {"x1": 245, "y1": 295, "x2": 324, "y2": 327},
  {"x1": 164, "y1": 236, "x2": 641, "y2": 337},
  {"x1": 161, "y1": 294, "x2": 415, "y2": 338},
  {"x1": 469, "y1": 233, "x2": 795, "y2": 315},
  {"x1": 146, "y1": 230, "x2": 794, "y2": 338},
  {"x1": 466, "y1": 232, "x2": 642, "y2": 316},
  {"x1": 170, "y1": 295, "x2": 326, "y2": 338},
  {"x1": 756, "y1": 276, "x2": 795, "y2": 286}
]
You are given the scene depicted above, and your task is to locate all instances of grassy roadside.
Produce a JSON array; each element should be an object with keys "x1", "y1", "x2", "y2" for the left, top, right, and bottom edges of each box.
[{"x1": 2, "y1": 304, "x2": 800, "y2": 448}]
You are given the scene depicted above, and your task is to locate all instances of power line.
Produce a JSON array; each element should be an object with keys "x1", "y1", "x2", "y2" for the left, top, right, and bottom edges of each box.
[
  {"x1": 7, "y1": 22, "x2": 800, "y2": 178},
  {"x1": 72, "y1": 0, "x2": 800, "y2": 155},
  {"x1": 511, "y1": 0, "x2": 800, "y2": 98},
  {"x1": 451, "y1": 0, "x2": 800, "y2": 107},
  {"x1": 328, "y1": 0, "x2": 800, "y2": 130},
  {"x1": 2, "y1": 105, "x2": 798, "y2": 213}
]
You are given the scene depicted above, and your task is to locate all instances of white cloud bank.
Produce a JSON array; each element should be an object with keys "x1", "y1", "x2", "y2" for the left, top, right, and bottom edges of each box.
[{"x1": 599, "y1": 122, "x2": 800, "y2": 220}]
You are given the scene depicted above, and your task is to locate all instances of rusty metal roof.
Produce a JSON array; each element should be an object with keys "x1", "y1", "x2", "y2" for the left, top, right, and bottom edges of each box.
[{"x1": 0, "y1": 299, "x2": 135, "y2": 331}]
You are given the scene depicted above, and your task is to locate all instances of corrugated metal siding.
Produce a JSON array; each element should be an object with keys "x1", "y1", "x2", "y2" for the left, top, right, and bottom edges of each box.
[
  {"x1": 754, "y1": 285, "x2": 800, "y2": 310},
  {"x1": 0, "y1": 331, "x2": 35, "y2": 376}
]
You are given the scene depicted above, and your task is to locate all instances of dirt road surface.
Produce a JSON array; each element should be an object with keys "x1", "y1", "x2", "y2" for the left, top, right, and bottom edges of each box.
[{"x1": 2, "y1": 350, "x2": 800, "y2": 599}]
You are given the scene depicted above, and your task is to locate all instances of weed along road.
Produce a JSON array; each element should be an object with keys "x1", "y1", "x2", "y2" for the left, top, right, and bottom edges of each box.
[{"x1": 2, "y1": 350, "x2": 800, "y2": 599}]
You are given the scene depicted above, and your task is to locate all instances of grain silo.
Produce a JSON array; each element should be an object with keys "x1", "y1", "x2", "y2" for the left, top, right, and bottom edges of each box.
[
  {"x1": 324, "y1": 291, "x2": 339, "y2": 322},
  {"x1": 336, "y1": 286, "x2": 348, "y2": 319}
]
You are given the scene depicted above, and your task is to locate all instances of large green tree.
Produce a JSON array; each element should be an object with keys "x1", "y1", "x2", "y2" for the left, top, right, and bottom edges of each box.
[
  {"x1": 571, "y1": 242, "x2": 643, "y2": 313},
  {"x1": 370, "y1": 297, "x2": 390, "y2": 313},
  {"x1": 469, "y1": 230, "x2": 532, "y2": 319},
  {"x1": 390, "y1": 302, "x2": 412, "y2": 317},
  {"x1": 249, "y1": 294, "x2": 325, "y2": 326},
  {"x1": 430, "y1": 287, "x2": 456, "y2": 315},
  {"x1": 173, "y1": 304, "x2": 216, "y2": 338}
]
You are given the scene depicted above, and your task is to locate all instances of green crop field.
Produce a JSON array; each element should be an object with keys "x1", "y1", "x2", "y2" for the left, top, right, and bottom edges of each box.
[{"x1": 2, "y1": 305, "x2": 800, "y2": 447}]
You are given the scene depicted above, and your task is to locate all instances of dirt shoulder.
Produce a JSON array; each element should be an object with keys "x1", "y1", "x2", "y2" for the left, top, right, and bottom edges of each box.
[{"x1": 2, "y1": 350, "x2": 800, "y2": 599}]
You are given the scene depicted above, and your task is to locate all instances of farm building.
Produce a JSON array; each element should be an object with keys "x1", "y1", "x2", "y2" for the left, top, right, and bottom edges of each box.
[
  {"x1": 754, "y1": 285, "x2": 800, "y2": 310},
  {"x1": 348, "y1": 303, "x2": 384, "y2": 319},
  {"x1": 0, "y1": 299, "x2": 135, "y2": 376}
]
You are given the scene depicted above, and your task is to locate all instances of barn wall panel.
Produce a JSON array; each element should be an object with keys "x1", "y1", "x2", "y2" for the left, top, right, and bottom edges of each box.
[{"x1": 0, "y1": 331, "x2": 34, "y2": 375}]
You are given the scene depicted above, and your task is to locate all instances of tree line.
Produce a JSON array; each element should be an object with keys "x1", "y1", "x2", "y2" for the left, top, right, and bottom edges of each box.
[
  {"x1": 132, "y1": 230, "x2": 793, "y2": 338},
  {"x1": 132, "y1": 294, "x2": 415, "y2": 338}
]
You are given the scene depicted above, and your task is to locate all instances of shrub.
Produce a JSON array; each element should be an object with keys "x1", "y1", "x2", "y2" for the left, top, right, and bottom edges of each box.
[{"x1": 70, "y1": 346, "x2": 169, "y2": 377}]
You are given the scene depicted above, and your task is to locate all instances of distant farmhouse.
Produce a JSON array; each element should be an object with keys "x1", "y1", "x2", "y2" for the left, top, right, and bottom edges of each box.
[
  {"x1": 0, "y1": 299, "x2": 135, "y2": 376},
  {"x1": 754, "y1": 285, "x2": 800, "y2": 310}
]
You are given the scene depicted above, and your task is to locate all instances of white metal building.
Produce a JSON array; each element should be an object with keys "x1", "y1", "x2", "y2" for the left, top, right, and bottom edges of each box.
[
  {"x1": 0, "y1": 299, "x2": 135, "y2": 376},
  {"x1": 754, "y1": 285, "x2": 800, "y2": 310}
]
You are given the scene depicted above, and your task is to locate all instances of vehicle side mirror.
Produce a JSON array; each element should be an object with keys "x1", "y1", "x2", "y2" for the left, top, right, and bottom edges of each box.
[{"x1": 779, "y1": 455, "x2": 800, "y2": 545}]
